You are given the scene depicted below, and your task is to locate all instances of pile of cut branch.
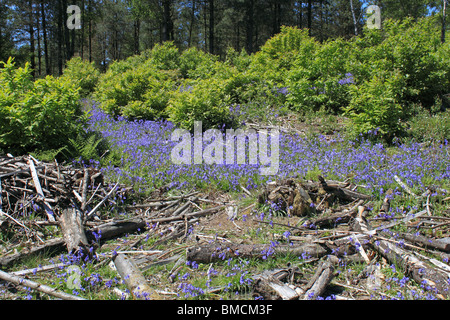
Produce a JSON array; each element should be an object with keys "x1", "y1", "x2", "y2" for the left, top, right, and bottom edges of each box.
[
  {"x1": 1, "y1": 156, "x2": 449, "y2": 300},
  {"x1": 187, "y1": 176, "x2": 450, "y2": 299},
  {"x1": 0, "y1": 154, "x2": 226, "y2": 299}
]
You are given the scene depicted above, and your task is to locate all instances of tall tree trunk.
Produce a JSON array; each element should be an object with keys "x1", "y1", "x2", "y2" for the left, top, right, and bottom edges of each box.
[
  {"x1": 36, "y1": 3, "x2": 41, "y2": 76},
  {"x1": 188, "y1": 0, "x2": 196, "y2": 47},
  {"x1": 209, "y1": 0, "x2": 214, "y2": 54},
  {"x1": 63, "y1": 0, "x2": 71, "y2": 61},
  {"x1": 442, "y1": 0, "x2": 447, "y2": 43},
  {"x1": 299, "y1": 1, "x2": 303, "y2": 28},
  {"x1": 350, "y1": 0, "x2": 358, "y2": 36},
  {"x1": 81, "y1": 0, "x2": 84, "y2": 59},
  {"x1": 57, "y1": 0, "x2": 63, "y2": 75},
  {"x1": 308, "y1": 0, "x2": 312, "y2": 36},
  {"x1": 88, "y1": 0, "x2": 92, "y2": 62},
  {"x1": 28, "y1": 0, "x2": 35, "y2": 78},
  {"x1": 162, "y1": 0, "x2": 173, "y2": 42},
  {"x1": 246, "y1": 0, "x2": 254, "y2": 53},
  {"x1": 236, "y1": 23, "x2": 240, "y2": 52},
  {"x1": 40, "y1": 0, "x2": 50, "y2": 75},
  {"x1": 203, "y1": 0, "x2": 207, "y2": 51},
  {"x1": 272, "y1": 1, "x2": 281, "y2": 35},
  {"x1": 71, "y1": 26, "x2": 75, "y2": 58},
  {"x1": 134, "y1": 18, "x2": 140, "y2": 54}
]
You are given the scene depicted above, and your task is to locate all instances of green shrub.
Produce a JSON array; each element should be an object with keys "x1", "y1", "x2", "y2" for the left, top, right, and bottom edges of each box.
[
  {"x1": 94, "y1": 58, "x2": 177, "y2": 120},
  {"x1": 225, "y1": 47, "x2": 252, "y2": 72},
  {"x1": 377, "y1": 19, "x2": 446, "y2": 108},
  {"x1": 60, "y1": 56, "x2": 100, "y2": 98},
  {"x1": 179, "y1": 47, "x2": 217, "y2": 79},
  {"x1": 282, "y1": 17, "x2": 448, "y2": 139},
  {"x1": 0, "y1": 58, "x2": 84, "y2": 155},
  {"x1": 407, "y1": 105, "x2": 450, "y2": 143},
  {"x1": 149, "y1": 41, "x2": 180, "y2": 70},
  {"x1": 250, "y1": 26, "x2": 317, "y2": 84},
  {"x1": 344, "y1": 69, "x2": 406, "y2": 141},
  {"x1": 286, "y1": 38, "x2": 354, "y2": 113},
  {"x1": 167, "y1": 77, "x2": 233, "y2": 130}
]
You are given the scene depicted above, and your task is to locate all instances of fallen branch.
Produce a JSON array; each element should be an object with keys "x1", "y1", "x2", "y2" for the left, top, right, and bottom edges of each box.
[
  {"x1": 302, "y1": 260, "x2": 335, "y2": 300},
  {"x1": 0, "y1": 269, "x2": 85, "y2": 300},
  {"x1": 186, "y1": 242, "x2": 327, "y2": 263},
  {"x1": 58, "y1": 207, "x2": 90, "y2": 256},
  {"x1": 113, "y1": 253, "x2": 160, "y2": 300}
]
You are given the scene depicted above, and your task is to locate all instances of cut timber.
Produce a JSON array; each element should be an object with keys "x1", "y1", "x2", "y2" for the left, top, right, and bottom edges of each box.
[
  {"x1": 81, "y1": 168, "x2": 89, "y2": 212},
  {"x1": 373, "y1": 239, "x2": 450, "y2": 299},
  {"x1": 351, "y1": 207, "x2": 450, "y2": 299},
  {"x1": 0, "y1": 238, "x2": 65, "y2": 268},
  {"x1": 394, "y1": 175, "x2": 418, "y2": 198},
  {"x1": 302, "y1": 260, "x2": 335, "y2": 300},
  {"x1": 253, "y1": 269, "x2": 300, "y2": 300},
  {"x1": 318, "y1": 175, "x2": 372, "y2": 202},
  {"x1": 146, "y1": 205, "x2": 225, "y2": 224},
  {"x1": 380, "y1": 189, "x2": 393, "y2": 214},
  {"x1": 28, "y1": 159, "x2": 55, "y2": 222},
  {"x1": 396, "y1": 231, "x2": 450, "y2": 253},
  {"x1": 186, "y1": 242, "x2": 327, "y2": 263},
  {"x1": 113, "y1": 253, "x2": 160, "y2": 300},
  {"x1": 58, "y1": 207, "x2": 90, "y2": 256},
  {"x1": 0, "y1": 269, "x2": 85, "y2": 300},
  {"x1": 87, "y1": 217, "x2": 147, "y2": 242}
]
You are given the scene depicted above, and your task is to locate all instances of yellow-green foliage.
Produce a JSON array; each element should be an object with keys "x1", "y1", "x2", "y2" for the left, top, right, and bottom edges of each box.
[
  {"x1": 91, "y1": 17, "x2": 449, "y2": 140},
  {"x1": 60, "y1": 57, "x2": 100, "y2": 98},
  {"x1": 94, "y1": 57, "x2": 178, "y2": 120},
  {"x1": 0, "y1": 58, "x2": 84, "y2": 154},
  {"x1": 167, "y1": 77, "x2": 233, "y2": 130}
]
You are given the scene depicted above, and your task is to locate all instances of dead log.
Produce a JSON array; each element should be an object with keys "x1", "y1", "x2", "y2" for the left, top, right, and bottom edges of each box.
[
  {"x1": 304, "y1": 201, "x2": 362, "y2": 229},
  {"x1": 58, "y1": 207, "x2": 90, "y2": 256},
  {"x1": 302, "y1": 260, "x2": 335, "y2": 300},
  {"x1": 373, "y1": 238, "x2": 450, "y2": 299},
  {"x1": 0, "y1": 238, "x2": 66, "y2": 268},
  {"x1": 253, "y1": 269, "x2": 300, "y2": 300},
  {"x1": 0, "y1": 269, "x2": 85, "y2": 300},
  {"x1": 350, "y1": 207, "x2": 450, "y2": 298},
  {"x1": 394, "y1": 231, "x2": 450, "y2": 253},
  {"x1": 186, "y1": 242, "x2": 327, "y2": 264},
  {"x1": 28, "y1": 159, "x2": 55, "y2": 222},
  {"x1": 380, "y1": 189, "x2": 393, "y2": 214},
  {"x1": 146, "y1": 205, "x2": 225, "y2": 224},
  {"x1": 113, "y1": 253, "x2": 160, "y2": 300},
  {"x1": 87, "y1": 217, "x2": 147, "y2": 243},
  {"x1": 81, "y1": 168, "x2": 89, "y2": 212},
  {"x1": 318, "y1": 175, "x2": 372, "y2": 202}
]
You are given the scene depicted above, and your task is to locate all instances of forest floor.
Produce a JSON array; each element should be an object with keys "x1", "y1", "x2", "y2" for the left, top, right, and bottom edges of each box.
[{"x1": 1, "y1": 108, "x2": 450, "y2": 301}]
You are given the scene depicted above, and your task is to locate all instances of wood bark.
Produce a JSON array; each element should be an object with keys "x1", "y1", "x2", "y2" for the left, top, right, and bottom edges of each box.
[
  {"x1": 186, "y1": 242, "x2": 327, "y2": 263},
  {"x1": 373, "y1": 238, "x2": 450, "y2": 299},
  {"x1": 209, "y1": 0, "x2": 214, "y2": 54},
  {"x1": 29, "y1": 157, "x2": 55, "y2": 222},
  {"x1": 395, "y1": 231, "x2": 450, "y2": 253},
  {"x1": 113, "y1": 253, "x2": 160, "y2": 300},
  {"x1": 253, "y1": 269, "x2": 299, "y2": 300},
  {"x1": 442, "y1": 0, "x2": 447, "y2": 43},
  {"x1": 350, "y1": 207, "x2": 450, "y2": 298},
  {"x1": 0, "y1": 269, "x2": 85, "y2": 300},
  {"x1": 28, "y1": 0, "x2": 36, "y2": 78},
  {"x1": 318, "y1": 176, "x2": 372, "y2": 201},
  {"x1": 58, "y1": 207, "x2": 90, "y2": 256},
  {"x1": 302, "y1": 260, "x2": 335, "y2": 300},
  {"x1": 87, "y1": 217, "x2": 147, "y2": 243},
  {"x1": 0, "y1": 238, "x2": 65, "y2": 268}
]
